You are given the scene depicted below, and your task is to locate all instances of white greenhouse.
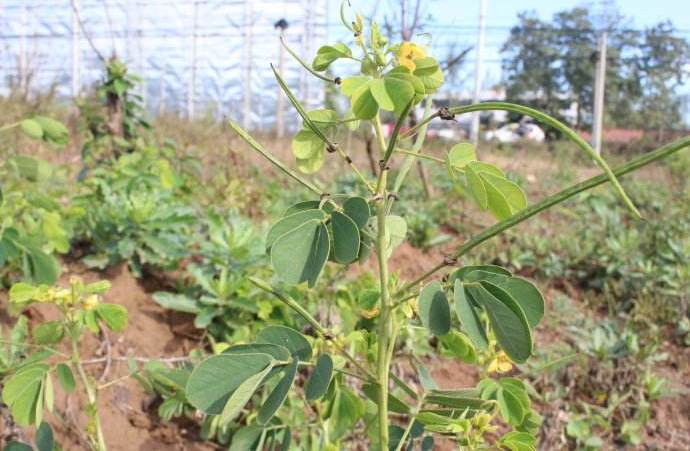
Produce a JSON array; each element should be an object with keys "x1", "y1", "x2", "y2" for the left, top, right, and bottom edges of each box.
[{"x1": 0, "y1": 0, "x2": 328, "y2": 130}]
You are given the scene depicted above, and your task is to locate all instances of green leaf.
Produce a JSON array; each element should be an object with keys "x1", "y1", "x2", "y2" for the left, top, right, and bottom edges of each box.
[
  {"x1": 152, "y1": 292, "x2": 200, "y2": 314},
  {"x1": 466, "y1": 163, "x2": 488, "y2": 209},
  {"x1": 267, "y1": 209, "x2": 327, "y2": 249},
  {"x1": 296, "y1": 149, "x2": 325, "y2": 174},
  {"x1": 32, "y1": 322, "x2": 64, "y2": 345},
  {"x1": 499, "y1": 431, "x2": 536, "y2": 451},
  {"x1": 412, "y1": 57, "x2": 440, "y2": 76},
  {"x1": 440, "y1": 330, "x2": 477, "y2": 363},
  {"x1": 292, "y1": 129, "x2": 324, "y2": 160},
  {"x1": 384, "y1": 215, "x2": 407, "y2": 258},
  {"x1": 426, "y1": 390, "x2": 491, "y2": 411},
  {"x1": 340, "y1": 76, "x2": 369, "y2": 97},
  {"x1": 361, "y1": 383, "x2": 410, "y2": 414},
  {"x1": 9, "y1": 282, "x2": 40, "y2": 304},
  {"x1": 219, "y1": 363, "x2": 274, "y2": 425},
  {"x1": 343, "y1": 196, "x2": 370, "y2": 229},
  {"x1": 349, "y1": 80, "x2": 379, "y2": 120},
  {"x1": 95, "y1": 303, "x2": 128, "y2": 332},
  {"x1": 4, "y1": 442, "x2": 33, "y2": 451},
  {"x1": 257, "y1": 359, "x2": 298, "y2": 424},
  {"x1": 20, "y1": 119, "x2": 43, "y2": 140},
  {"x1": 270, "y1": 219, "x2": 329, "y2": 287},
  {"x1": 418, "y1": 281, "x2": 450, "y2": 336},
  {"x1": 496, "y1": 277, "x2": 544, "y2": 328},
  {"x1": 331, "y1": 211, "x2": 360, "y2": 264},
  {"x1": 448, "y1": 142, "x2": 476, "y2": 169},
  {"x1": 257, "y1": 325, "x2": 312, "y2": 361},
  {"x1": 413, "y1": 59, "x2": 444, "y2": 93},
  {"x1": 284, "y1": 201, "x2": 321, "y2": 216},
  {"x1": 452, "y1": 265, "x2": 511, "y2": 283},
  {"x1": 312, "y1": 43, "x2": 352, "y2": 71},
  {"x1": 33, "y1": 116, "x2": 69, "y2": 146},
  {"x1": 480, "y1": 172, "x2": 526, "y2": 220},
  {"x1": 305, "y1": 354, "x2": 333, "y2": 401},
  {"x1": 56, "y1": 363, "x2": 76, "y2": 393},
  {"x1": 36, "y1": 421, "x2": 55, "y2": 451},
  {"x1": 331, "y1": 387, "x2": 365, "y2": 439},
  {"x1": 465, "y1": 282, "x2": 532, "y2": 362},
  {"x1": 454, "y1": 280, "x2": 489, "y2": 350},
  {"x1": 370, "y1": 76, "x2": 415, "y2": 116},
  {"x1": 229, "y1": 424, "x2": 264, "y2": 451},
  {"x1": 2, "y1": 363, "x2": 49, "y2": 426},
  {"x1": 186, "y1": 353, "x2": 273, "y2": 414},
  {"x1": 222, "y1": 343, "x2": 291, "y2": 361},
  {"x1": 26, "y1": 247, "x2": 60, "y2": 285},
  {"x1": 497, "y1": 387, "x2": 526, "y2": 425}
]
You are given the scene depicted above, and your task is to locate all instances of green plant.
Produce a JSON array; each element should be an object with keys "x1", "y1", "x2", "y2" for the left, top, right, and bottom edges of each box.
[
  {"x1": 73, "y1": 146, "x2": 197, "y2": 276},
  {"x1": 170, "y1": 3, "x2": 688, "y2": 449},
  {"x1": 77, "y1": 58, "x2": 150, "y2": 168},
  {"x1": 0, "y1": 117, "x2": 73, "y2": 285},
  {"x1": 152, "y1": 210, "x2": 274, "y2": 339},
  {"x1": 1, "y1": 277, "x2": 128, "y2": 451}
]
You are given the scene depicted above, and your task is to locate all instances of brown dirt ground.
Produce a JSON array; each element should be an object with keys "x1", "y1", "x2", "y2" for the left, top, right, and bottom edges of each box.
[{"x1": 1, "y1": 262, "x2": 214, "y2": 451}]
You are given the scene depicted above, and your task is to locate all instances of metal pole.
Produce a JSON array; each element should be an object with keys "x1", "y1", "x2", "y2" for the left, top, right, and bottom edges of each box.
[
  {"x1": 592, "y1": 31, "x2": 607, "y2": 155},
  {"x1": 276, "y1": 30, "x2": 286, "y2": 137},
  {"x1": 242, "y1": 1, "x2": 253, "y2": 129},
  {"x1": 470, "y1": 0, "x2": 486, "y2": 145},
  {"x1": 71, "y1": 0, "x2": 81, "y2": 97},
  {"x1": 18, "y1": 3, "x2": 28, "y2": 92},
  {"x1": 187, "y1": 0, "x2": 198, "y2": 119}
]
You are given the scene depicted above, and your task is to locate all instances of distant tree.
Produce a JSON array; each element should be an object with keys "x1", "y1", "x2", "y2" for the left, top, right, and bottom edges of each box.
[{"x1": 501, "y1": 8, "x2": 689, "y2": 131}]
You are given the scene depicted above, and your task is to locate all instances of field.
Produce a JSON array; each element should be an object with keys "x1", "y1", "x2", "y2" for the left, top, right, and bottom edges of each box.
[{"x1": 1, "y1": 24, "x2": 689, "y2": 451}]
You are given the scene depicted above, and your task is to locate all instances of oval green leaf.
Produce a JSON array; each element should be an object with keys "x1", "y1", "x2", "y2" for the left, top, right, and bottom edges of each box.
[
  {"x1": 453, "y1": 280, "x2": 488, "y2": 350},
  {"x1": 257, "y1": 359, "x2": 298, "y2": 424},
  {"x1": 343, "y1": 196, "x2": 370, "y2": 229},
  {"x1": 305, "y1": 354, "x2": 334, "y2": 401},
  {"x1": 257, "y1": 325, "x2": 312, "y2": 361},
  {"x1": 418, "y1": 281, "x2": 451, "y2": 336},
  {"x1": 331, "y1": 211, "x2": 360, "y2": 264},
  {"x1": 266, "y1": 209, "x2": 326, "y2": 250},
  {"x1": 186, "y1": 353, "x2": 273, "y2": 414},
  {"x1": 270, "y1": 219, "x2": 330, "y2": 287}
]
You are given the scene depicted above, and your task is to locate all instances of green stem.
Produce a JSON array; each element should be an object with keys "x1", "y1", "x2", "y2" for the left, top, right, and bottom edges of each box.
[
  {"x1": 0, "y1": 122, "x2": 20, "y2": 133},
  {"x1": 394, "y1": 135, "x2": 690, "y2": 298},
  {"x1": 375, "y1": 170, "x2": 392, "y2": 450},
  {"x1": 402, "y1": 101, "x2": 641, "y2": 218},
  {"x1": 393, "y1": 148, "x2": 444, "y2": 163},
  {"x1": 280, "y1": 36, "x2": 338, "y2": 84},
  {"x1": 248, "y1": 277, "x2": 376, "y2": 381},
  {"x1": 228, "y1": 119, "x2": 323, "y2": 195},
  {"x1": 391, "y1": 98, "x2": 434, "y2": 195},
  {"x1": 71, "y1": 333, "x2": 107, "y2": 451},
  {"x1": 393, "y1": 395, "x2": 425, "y2": 451}
]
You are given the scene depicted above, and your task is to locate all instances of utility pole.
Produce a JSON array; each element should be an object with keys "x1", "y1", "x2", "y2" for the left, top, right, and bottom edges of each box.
[
  {"x1": 470, "y1": 0, "x2": 487, "y2": 145},
  {"x1": 71, "y1": 0, "x2": 81, "y2": 97},
  {"x1": 592, "y1": 31, "x2": 607, "y2": 155},
  {"x1": 187, "y1": 0, "x2": 198, "y2": 120}
]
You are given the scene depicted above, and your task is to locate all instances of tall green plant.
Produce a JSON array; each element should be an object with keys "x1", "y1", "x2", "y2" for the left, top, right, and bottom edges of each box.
[{"x1": 180, "y1": 3, "x2": 689, "y2": 449}]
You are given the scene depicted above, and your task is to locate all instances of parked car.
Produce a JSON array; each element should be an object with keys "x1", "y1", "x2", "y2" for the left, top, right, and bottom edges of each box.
[{"x1": 484, "y1": 122, "x2": 545, "y2": 143}]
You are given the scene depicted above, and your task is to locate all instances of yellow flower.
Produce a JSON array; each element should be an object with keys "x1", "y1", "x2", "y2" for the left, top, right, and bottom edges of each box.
[
  {"x1": 487, "y1": 351, "x2": 514, "y2": 373},
  {"x1": 83, "y1": 294, "x2": 99, "y2": 311},
  {"x1": 397, "y1": 42, "x2": 427, "y2": 71}
]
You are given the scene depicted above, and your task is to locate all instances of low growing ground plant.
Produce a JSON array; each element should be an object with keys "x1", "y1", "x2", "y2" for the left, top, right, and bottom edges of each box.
[
  {"x1": 2, "y1": 277, "x2": 127, "y2": 451},
  {"x1": 167, "y1": 3, "x2": 690, "y2": 449}
]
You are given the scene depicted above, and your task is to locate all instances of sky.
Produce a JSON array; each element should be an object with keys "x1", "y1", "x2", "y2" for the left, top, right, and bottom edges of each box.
[{"x1": 326, "y1": 0, "x2": 690, "y2": 92}]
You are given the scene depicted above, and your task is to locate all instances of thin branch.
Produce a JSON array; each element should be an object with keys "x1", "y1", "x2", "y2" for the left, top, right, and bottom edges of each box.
[
  {"x1": 394, "y1": 136, "x2": 690, "y2": 298},
  {"x1": 70, "y1": 0, "x2": 106, "y2": 62}
]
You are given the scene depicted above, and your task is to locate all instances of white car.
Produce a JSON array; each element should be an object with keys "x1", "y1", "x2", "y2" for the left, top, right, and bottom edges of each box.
[{"x1": 484, "y1": 123, "x2": 545, "y2": 143}]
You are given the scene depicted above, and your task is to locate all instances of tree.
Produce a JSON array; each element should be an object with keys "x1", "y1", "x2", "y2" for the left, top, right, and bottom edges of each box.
[{"x1": 501, "y1": 8, "x2": 690, "y2": 131}]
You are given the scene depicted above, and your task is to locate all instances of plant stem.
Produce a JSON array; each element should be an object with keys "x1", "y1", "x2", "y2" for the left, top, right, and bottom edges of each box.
[
  {"x1": 375, "y1": 169, "x2": 392, "y2": 450},
  {"x1": 393, "y1": 135, "x2": 690, "y2": 298},
  {"x1": 248, "y1": 277, "x2": 376, "y2": 381},
  {"x1": 71, "y1": 334, "x2": 107, "y2": 451},
  {"x1": 228, "y1": 119, "x2": 323, "y2": 195}
]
